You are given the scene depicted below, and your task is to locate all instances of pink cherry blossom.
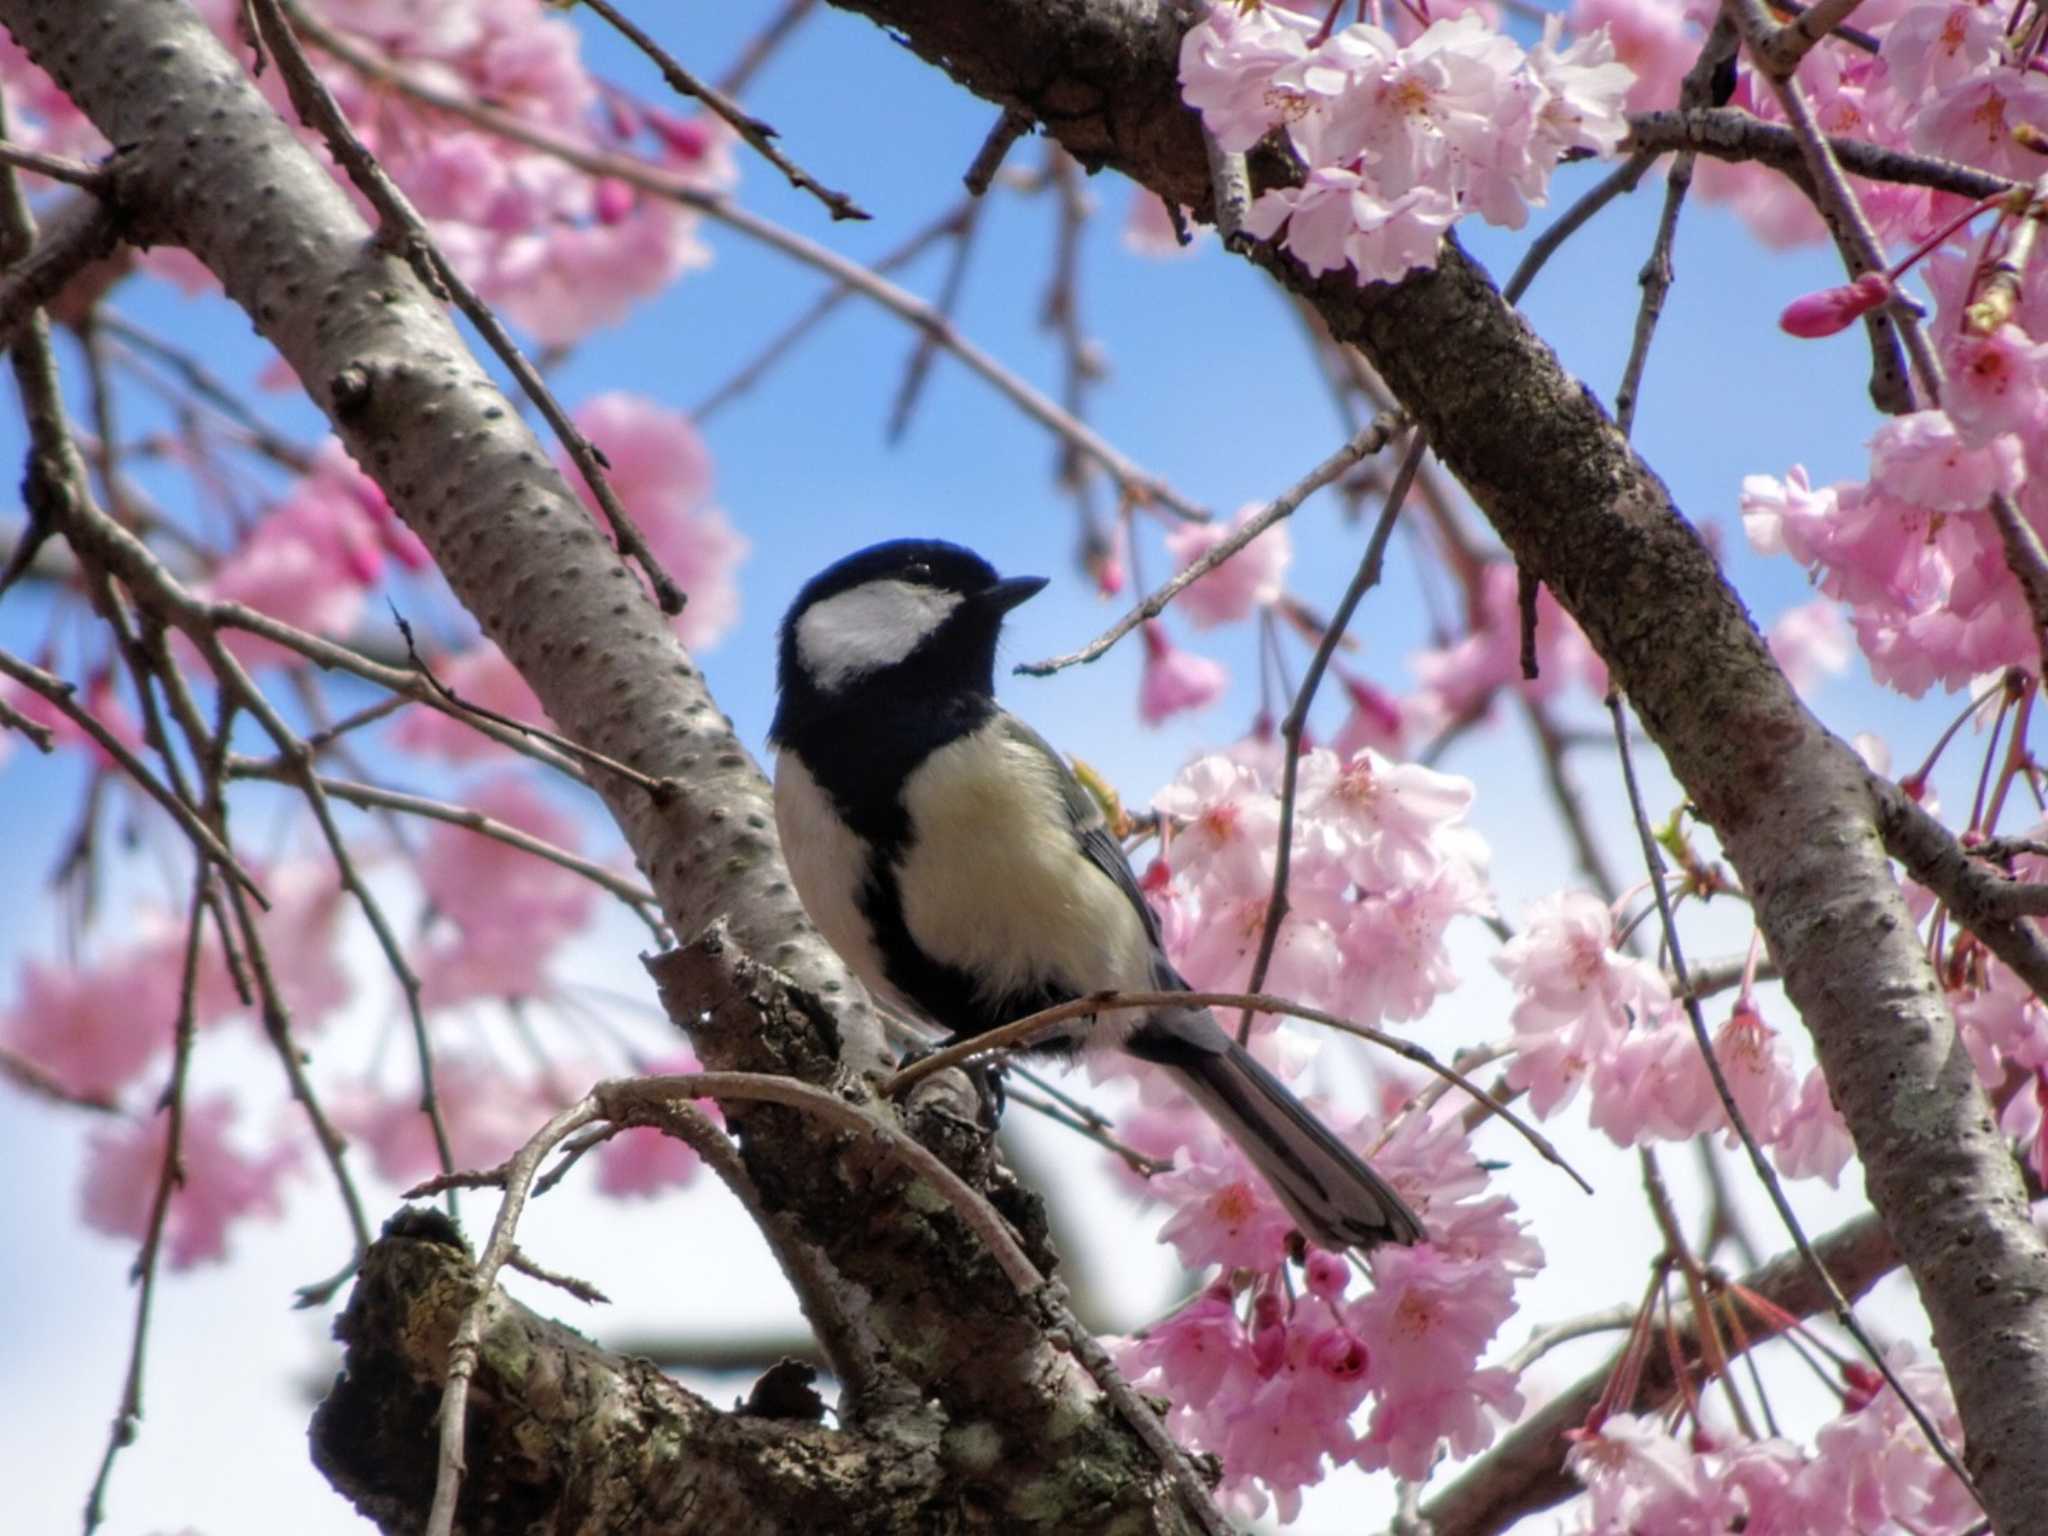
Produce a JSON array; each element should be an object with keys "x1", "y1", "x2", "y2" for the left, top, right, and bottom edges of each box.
[
  {"x1": 1883, "y1": 1, "x2": 2005, "y2": 104},
  {"x1": 1124, "y1": 188, "x2": 1202, "y2": 258},
  {"x1": 2, "y1": 947, "x2": 183, "y2": 1102},
  {"x1": 415, "y1": 776, "x2": 597, "y2": 1007},
  {"x1": 333, "y1": 1057, "x2": 571, "y2": 1185},
  {"x1": 1153, "y1": 1133, "x2": 1302, "y2": 1272},
  {"x1": 1138, "y1": 622, "x2": 1228, "y2": 724},
  {"x1": 1767, "y1": 599, "x2": 1852, "y2": 693},
  {"x1": 1910, "y1": 71, "x2": 2048, "y2": 183},
  {"x1": 1942, "y1": 324, "x2": 2048, "y2": 447},
  {"x1": 81, "y1": 1096, "x2": 297, "y2": 1268},
  {"x1": 1176, "y1": 2, "x2": 1318, "y2": 152},
  {"x1": 1774, "y1": 1063, "x2": 1857, "y2": 1185},
  {"x1": 563, "y1": 392, "x2": 749, "y2": 650},
  {"x1": 1163, "y1": 504, "x2": 1293, "y2": 628},
  {"x1": 1567, "y1": 0, "x2": 1694, "y2": 112},
  {"x1": 1293, "y1": 746, "x2": 1478, "y2": 890},
  {"x1": 1496, "y1": 889, "x2": 1674, "y2": 1118}
]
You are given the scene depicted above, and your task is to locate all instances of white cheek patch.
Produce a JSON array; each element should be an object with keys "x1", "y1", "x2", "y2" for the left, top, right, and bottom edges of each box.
[{"x1": 796, "y1": 580, "x2": 963, "y2": 693}]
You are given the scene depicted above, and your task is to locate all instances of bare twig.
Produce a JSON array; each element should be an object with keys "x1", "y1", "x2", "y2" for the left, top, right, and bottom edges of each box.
[
  {"x1": 1240, "y1": 436, "x2": 1427, "y2": 1034},
  {"x1": 0, "y1": 652, "x2": 263, "y2": 901},
  {"x1": 1021, "y1": 411, "x2": 1408, "y2": 675},
  {"x1": 289, "y1": 8, "x2": 1208, "y2": 523},
  {"x1": 224, "y1": 760, "x2": 665, "y2": 930},
  {"x1": 1608, "y1": 690, "x2": 1981, "y2": 1506},
  {"x1": 965, "y1": 106, "x2": 1032, "y2": 195},
  {"x1": 883, "y1": 986, "x2": 1587, "y2": 1192},
  {"x1": 715, "y1": 0, "x2": 817, "y2": 96},
  {"x1": 1754, "y1": 0, "x2": 1868, "y2": 75},
  {"x1": 258, "y1": 0, "x2": 689, "y2": 615},
  {"x1": 0, "y1": 194, "x2": 121, "y2": 351},
  {"x1": 578, "y1": 0, "x2": 868, "y2": 221},
  {"x1": 1989, "y1": 490, "x2": 2048, "y2": 683},
  {"x1": 1626, "y1": 107, "x2": 2011, "y2": 204},
  {"x1": 81, "y1": 869, "x2": 212, "y2": 1535},
  {"x1": 1504, "y1": 150, "x2": 1658, "y2": 304}
]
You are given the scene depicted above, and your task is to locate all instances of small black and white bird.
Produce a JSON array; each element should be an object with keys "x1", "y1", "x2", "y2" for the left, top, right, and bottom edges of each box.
[{"x1": 769, "y1": 538, "x2": 1425, "y2": 1254}]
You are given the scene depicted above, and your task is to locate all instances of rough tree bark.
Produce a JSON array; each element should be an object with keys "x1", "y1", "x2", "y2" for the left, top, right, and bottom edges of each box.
[{"x1": 3, "y1": 0, "x2": 2045, "y2": 1532}]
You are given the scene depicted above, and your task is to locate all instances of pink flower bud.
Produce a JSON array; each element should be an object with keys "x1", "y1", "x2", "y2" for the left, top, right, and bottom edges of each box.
[{"x1": 1779, "y1": 272, "x2": 1893, "y2": 338}]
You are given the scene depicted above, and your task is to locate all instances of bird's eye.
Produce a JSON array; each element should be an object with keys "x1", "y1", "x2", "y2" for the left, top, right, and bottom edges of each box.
[{"x1": 904, "y1": 560, "x2": 932, "y2": 583}]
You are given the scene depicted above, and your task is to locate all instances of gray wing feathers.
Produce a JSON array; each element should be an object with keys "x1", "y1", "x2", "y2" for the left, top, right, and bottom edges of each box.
[{"x1": 1166, "y1": 1032, "x2": 1427, "y2": 1252}]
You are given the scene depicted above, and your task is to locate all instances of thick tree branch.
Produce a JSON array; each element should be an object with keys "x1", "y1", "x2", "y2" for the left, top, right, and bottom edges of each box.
[{"x1": 0, "y1": 4, "x2": 1207, "y2": 1531}]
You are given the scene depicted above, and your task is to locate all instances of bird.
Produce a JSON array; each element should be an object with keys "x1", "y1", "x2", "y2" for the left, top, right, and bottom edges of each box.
[{"x1": 768, "y1": 537, "x2": 1425, "y2": 1255}]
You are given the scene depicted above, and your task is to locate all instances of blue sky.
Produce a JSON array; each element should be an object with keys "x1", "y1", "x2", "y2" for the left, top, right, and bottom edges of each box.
[{"x1": 0, "y1": 4, "x2": 1971, "y2": 1534}]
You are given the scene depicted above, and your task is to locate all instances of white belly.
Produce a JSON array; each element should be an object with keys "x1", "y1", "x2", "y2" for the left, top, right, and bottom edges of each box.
[{"x1": 773, "y1": 749, "x2": 903, "y2": 1009}]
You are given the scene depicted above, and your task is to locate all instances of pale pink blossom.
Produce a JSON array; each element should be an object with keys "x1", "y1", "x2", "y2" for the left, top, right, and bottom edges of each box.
[
  {"x1": 1741, "y1": 465, "x2": 1839, "y2": 562},
  {"x1": 1177, "y1": 2, "x2": 1319, "y2": 152},
  {"x1": 1496, "y1": 890, "x2": 1673, "y2": 1118},
  {"x1": 1883, "y1": 1, "x2": 2005, "y2": 104},
  {"x1": 595, "y1": 1053, "x2": 719, "y2": 1198},
  {"x1": 1153, "y1": 754, "x2": 1281, "y2": 895},
  {"x1": 1910, "y1": 72, "x2": 2048, "y2": 182},
  {"x1": 1942, "y1": 324, "x2": 2048, "y2": 447},
  {"x1": 1768, "y1": 599, "x2": 1852, "y2": 693},
  {"x1": 1138, "y1": 622, "x2": 1228, "y2": 724},
  {"x1": 1528, "y1": 17, "x2": 1635, "y2": 161},
  {"x1": 1124, "y1": 189, "x2": 1201, "y2": 258},
  {"x1": 1154, "y1": 1136, "x2": 1301, "y2": 1273},
  {"x1": 1163, "y1": 504, "x2": 1293, "y2": 628},
  {"x1": 1333, "y1": 669, "x2": 1407, "y2": 757},
  {"x1": 1244, "y1": 169, "x2": 1457, "y2": 285},
  {"x1": 2, "y1": 947, "x2": 183, "y2": 1102},
  {"x1": 1294, "y1": 746, "x2": 1479, "y2": 890},
  {"x1": 1869, "y1": 411, "x2": 2022, "y2": 512},
  {"x1": 1567, "y1": 0, "x2": 1693, "y2": 112},
  {"x1": 563, "y1": 392, "x2": 749, "y2": 650},
  {"x1": 415, "y1": 776, "x2": 596, "y2": 1006},
  {"x1": 1774, "y1": 1064, "x2": 1857, "y2": 1185},
  {"x1": 81, "y1": 1097, "x2": 297, "y2": 1267}
]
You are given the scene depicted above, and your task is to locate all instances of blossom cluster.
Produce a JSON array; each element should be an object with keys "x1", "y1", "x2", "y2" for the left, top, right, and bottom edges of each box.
[
  {"x1": 0, "y1": 0, "x2": 734, "y2": 344},
  {"x1": 1494, "y1": 888, "x2": 1856, "y2": 1183},
  {"x1": 1097, "y1": 742, "x2": 1534, "y2": 1508},
  {"x1": 1562, "y1": 1346, "x2": 1975, "y2": 1535},
  {"x1": 1117, "y1": 1113, "x2": 1538, "y2": 1519},
  {"x1": 1178, "y1": 3, "x2": 1634, "y2": 285}
]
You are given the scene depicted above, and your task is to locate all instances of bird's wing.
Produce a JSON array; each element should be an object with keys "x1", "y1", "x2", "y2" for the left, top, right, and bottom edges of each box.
[{"x1": 992, "y1": 711, "x2": 1173, "y2": 962}]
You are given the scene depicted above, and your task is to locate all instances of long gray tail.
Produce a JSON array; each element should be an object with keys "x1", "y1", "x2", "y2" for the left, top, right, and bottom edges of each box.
[{"x1": 1137, "y1": 1020, "x2": 1426, "y2": 1254}]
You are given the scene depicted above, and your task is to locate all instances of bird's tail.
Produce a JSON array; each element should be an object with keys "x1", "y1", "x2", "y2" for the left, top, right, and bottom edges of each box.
[{"x1": 1160, "y1": 1033, "x2": 1426, "y2": 1254}]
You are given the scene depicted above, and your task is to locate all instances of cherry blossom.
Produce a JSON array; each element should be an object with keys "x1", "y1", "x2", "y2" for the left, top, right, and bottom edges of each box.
[
  {"x1": 1138, "y1": 622, "x2": 1229, "y2": 724},
  {"x1": 1163, "y1": 504, "x2": 1293, "y2": 628},
  {"x1": 563, "y1": 393, "x2": 750, "y2": 650},
  {"x1": 82, "y1": 1097, "x2": 298, "y2": 1268}
]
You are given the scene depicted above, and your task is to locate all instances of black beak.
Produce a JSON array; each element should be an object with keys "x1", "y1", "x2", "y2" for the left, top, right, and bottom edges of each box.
[{"x1": 980, "y1": 574, "x2": 1048, "y2": 614}]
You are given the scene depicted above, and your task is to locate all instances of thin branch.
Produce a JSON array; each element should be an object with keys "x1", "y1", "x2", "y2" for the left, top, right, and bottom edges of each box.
[
  {"x1": 1626, "y1": 107, "x2": 2011, "y2": 204},
  {"x1": 289, "y1": 7, "x2": 1209, "y2": 523},
  {"x1": 1613, "y1": 148, "x2": 1693, "y2": 436},
  {"x1": 1504, "y1": 150, "x2": 1658, "y2": 304},
  {"x1": 714, "y1": 0, "x2": 817, "y2": 97},
  {"x1": 1989, "y1": 489, "x2": 2048, "y2": 683},
  {"x1": 80, "y1": 869, "x2": 212, "y2": 1535},
  {"x1": 0, "y1": 193, "x2": 121, "y2": 352},
  {"x1": 577, "y1": 0, "x2": 868, "y2": 222},
  {"x1": 224, "y1": 759, "x2": 666, "y2": 929},
  {"x1": 0, "y1": 651, "x2": 264, "y2": 901},
  {"x1": 1241, "y1": 436, "x2": 1427, "y2": 1034},
  {"x1": 257, "y1": 0, "x2": 689, "y2": 615},
  {"x1": 1754, "y1": 0, "x2": 1869, "y2": 76},
  {"x1": 965, "y1": 106, "x2": 1032, "y2": 195},
  {"x1": 1020, "y1": 410, "x2": 1408, "y2": 675},
  {"x1": 883, "y1": 986, "x2": 1588, "y2": 1193},
  {"x1": 1878, "y1": 778, "x2": 2048, "y2": 1000},
  {"x1": 1608, "y1": 690, "x2": 1981, "y2": 1506}
]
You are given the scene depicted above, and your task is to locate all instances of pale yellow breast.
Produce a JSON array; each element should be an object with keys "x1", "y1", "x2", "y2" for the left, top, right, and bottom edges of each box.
[{"x1": 895, "y1": 728, "x2": 1155, "y2": 1023}]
